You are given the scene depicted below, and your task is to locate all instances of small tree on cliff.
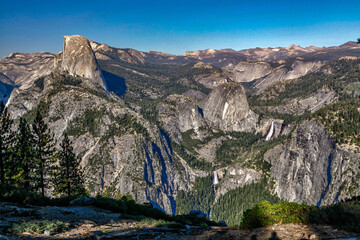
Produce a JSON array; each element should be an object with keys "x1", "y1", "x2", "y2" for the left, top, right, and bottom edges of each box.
[{"x1": 54, "y1": 134, "x2": 85, "y2": 196}]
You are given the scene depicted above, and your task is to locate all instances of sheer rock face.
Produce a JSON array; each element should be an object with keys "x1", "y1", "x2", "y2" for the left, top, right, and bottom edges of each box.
[
  {"x1": 54, "y1": 35, "x2": 107, "y2": 90},
  {"x1": 215, "y1": 166, "x2": 261, "y2": 197},
  {"x1": 266, "y1": 120, "x2": 360, "y2": 206},
  {"x1": 254, "y1": 60, "x2": 325, "y2": 93},
  {"x1": 157, "y1": 94, "x2": 207, "y2": 142},
  {"x1": 227, "y1": 60, "x2": 325, "y2": 93},
  {"x1": 202, "y1": 82, "x2": 258, "y2": 132}
]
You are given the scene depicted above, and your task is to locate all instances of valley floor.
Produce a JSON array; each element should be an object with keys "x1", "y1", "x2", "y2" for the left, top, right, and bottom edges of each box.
[{"x1": 1, "y1": 202, "x2": 359, "y2": 240}]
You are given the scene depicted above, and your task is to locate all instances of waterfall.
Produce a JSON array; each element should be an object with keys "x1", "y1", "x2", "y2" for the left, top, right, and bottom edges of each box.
[
  {"x1": 265, "y1": 121, "x2": 274, "y2": 141},
  {"x1": 213, "y1": 171, "x2": 219, "y2": 185}
]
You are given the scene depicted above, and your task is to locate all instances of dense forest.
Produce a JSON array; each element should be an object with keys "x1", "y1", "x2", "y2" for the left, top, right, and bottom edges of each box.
[
  {"x1": 175, "y1": 176, "x2": 279, "y2": 226},
  {"x1": 211, "y1": 178, "x2": 279, "y2": 226},
  {"x1": 312, "y1": 98, "x2": 360, "y2": 147}
]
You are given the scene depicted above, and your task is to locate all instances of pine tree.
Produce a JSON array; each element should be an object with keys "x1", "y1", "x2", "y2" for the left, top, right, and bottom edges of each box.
[
  {"x1": 32, "y1": 110, "x2": 56, "y2": 196},
  {"x1": 0, "y1": 102, "x2": 14, "y2": 184},
  {"x1": 13, "y1": 117, "x2": 35, "y2": 189},
  {"x1": 54, "y1": 134, "x2": 85, "y2": 196}
]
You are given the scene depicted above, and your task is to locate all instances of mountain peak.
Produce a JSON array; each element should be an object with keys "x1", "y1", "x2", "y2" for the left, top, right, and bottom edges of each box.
[
  {"x1": 339, "y1": 41, "x2": 358, "y2": 48},
  {"x1": 287, "y1": 44, "x2": 303, "y2": 50},
  {"x1": 54, "y1": 35, "x2": 107, "y2": 90}
]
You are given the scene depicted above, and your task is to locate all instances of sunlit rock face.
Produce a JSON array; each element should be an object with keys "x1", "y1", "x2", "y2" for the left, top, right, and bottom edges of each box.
[
  {"x1": 265, "y1": 120, "x2": 360, "y2": 206},
  {"x1": 202, "y1": 82, "x2": 258, "y2": 132},
  {"x1": 54, "y1": 35, "x2": 107, "y2": 90}
]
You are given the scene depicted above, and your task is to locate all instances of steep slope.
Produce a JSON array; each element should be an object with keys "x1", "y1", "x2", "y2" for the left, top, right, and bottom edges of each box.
[
  {"x1": 265, "y1": 120, "x2": 360, "y2": 206},
  {"x1": 4, "y1": 35, "x2": 205, "y2": 214}
]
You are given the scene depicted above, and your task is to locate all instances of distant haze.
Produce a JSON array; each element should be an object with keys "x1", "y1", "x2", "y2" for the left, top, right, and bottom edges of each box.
[{"x1": 1, "y1": 0, "x2": 360, "y2": 57}]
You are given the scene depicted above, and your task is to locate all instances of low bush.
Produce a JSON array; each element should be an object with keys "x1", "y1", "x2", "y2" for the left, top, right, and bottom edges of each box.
[
  {"x1": 241, "y1": 198, "x2": 360, "y2": 233},
  {"x1": 140, "y1": 218, "x2": 185, "y2": 228},
  {"x1": 9, "y1": 220, "x2": 69, "y2": 234},
  {"x1": 0, "y1": 183, "x2": 48, "y2": 206},
  {"x1": 0, "y1": 183, "x2": 83, "y2": 206},
  {"x1": 241, "y1": 201, "x2": 311, "y2": 228}
]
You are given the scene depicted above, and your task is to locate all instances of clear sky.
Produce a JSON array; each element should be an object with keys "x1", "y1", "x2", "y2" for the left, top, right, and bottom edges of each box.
[{"x1": 1, "y1": 0, "x2": 359, "y2": 57}]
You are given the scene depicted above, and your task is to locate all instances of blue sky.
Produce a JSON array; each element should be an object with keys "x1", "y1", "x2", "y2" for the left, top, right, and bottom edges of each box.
[{"x1": 0, "y1": 0, "x2": 359, "y2": 57}]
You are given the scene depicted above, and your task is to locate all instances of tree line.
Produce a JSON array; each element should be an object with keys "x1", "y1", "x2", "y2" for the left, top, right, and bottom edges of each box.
[{"x1": 0, "y1": 102, "x2": 85, "y2": 197}]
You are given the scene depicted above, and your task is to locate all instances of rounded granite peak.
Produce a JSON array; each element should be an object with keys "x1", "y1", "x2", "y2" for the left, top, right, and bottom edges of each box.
[{"x1": 54, "y1": 35, "x2": 107, "y2": 91}]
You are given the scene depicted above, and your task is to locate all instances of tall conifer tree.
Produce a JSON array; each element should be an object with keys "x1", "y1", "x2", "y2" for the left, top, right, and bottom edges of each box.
[
  {"x1": 54, "y1": 134, "x2": 85, "y2": 196},
  {"x1": 13, "y1": 117, "x2": 35, "y2": 189},
  {"x1": 32, "y1": 110, "x2": 56, "y2": 196}
]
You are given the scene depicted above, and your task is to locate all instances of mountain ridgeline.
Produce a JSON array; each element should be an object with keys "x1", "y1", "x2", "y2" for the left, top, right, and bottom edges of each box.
[{"x1": 1, "y1": 35, "x2": 360, "y2": 226}]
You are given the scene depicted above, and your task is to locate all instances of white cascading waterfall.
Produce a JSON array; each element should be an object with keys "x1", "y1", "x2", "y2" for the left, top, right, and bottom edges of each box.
[
  {"x1": 213, "y1": 171, "x2": 219, "y2": 185},
  {"x1": 265, "y1": 121, "x2": 274, "y2": 141}
]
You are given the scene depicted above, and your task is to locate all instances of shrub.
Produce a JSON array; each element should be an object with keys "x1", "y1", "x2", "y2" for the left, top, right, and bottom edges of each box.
[
  {"x1": 241, "y1": 198, "x2": 360, "y2": 233},
  {"x1": 94, "y1": 196, "x2": 128, "y2": 213},
  {"x1": 140, "y1": 218, "x2": 185, "y2": 228},
  {"x1": 9, "y1": 220, "x2": 69, "y2": 234},
  {"x1": 0, "y1": 183, "x2": 83, "y2": 206},
  {"x1": 241, "y1": 201, "x2": 312, "y2": 228},
  {"x1": 0, "y1": 183, "x2": 48, "y2": 206}
]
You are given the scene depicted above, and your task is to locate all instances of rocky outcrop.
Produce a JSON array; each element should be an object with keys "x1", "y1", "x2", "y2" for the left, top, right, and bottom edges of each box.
[
  {"x1": 158, "y1": 83, "x2": 259, "y2": 141},
  {"x1": 266, "y1": 120, "x2": 335, "y2": 205},
  {"x1": 229, "y1": 61, "x2": 272, "y2": 82},
  {"x1": 201, "y1": 82, "x2": 258, "y2": 132},
  {"x1": 157, "y1": 94, "x2": 207, "y2": 142},
  {"x1": 54, "y1": 35, "x2": 107, "y2": 90},
  {"x1": 215, "y1": 165, "x2": 261, "y2": 197},
  {"x1": 225, "y1": 59, "x2": 325, "y2": 92},
  {"x1": 254, "y1": 60, "x2": 325, "y2": 92},
  {"x1": 267, "y1": 89, "x2": 337, "y2": 115},
  {"x1": 266, "y1": 120, "x2": 360, "y2": 206}
]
